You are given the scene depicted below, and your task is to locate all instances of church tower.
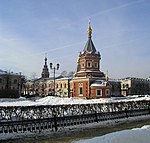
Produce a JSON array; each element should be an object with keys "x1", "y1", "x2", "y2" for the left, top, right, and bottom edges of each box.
[
  {"x1": 41, "y1": 57, "x2": 49, "y2": 78},
  {"x1": 71, "y1": 20, "x2": 111, "y2": 99},
  {"x1": 74, "y1": 19, "x2": 105, "y2": 78}
]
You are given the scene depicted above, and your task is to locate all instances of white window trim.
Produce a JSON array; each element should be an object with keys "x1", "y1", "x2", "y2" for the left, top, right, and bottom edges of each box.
[
  {"x1": 87, "y1": 61, "x2": 92, "y2": 68},
  {"x1": 94, "y1": 62, "x2": 98, "y2": 68},
  {"x1": 78, "y1": 83, "x2": 83, "y2": 96},
  {"x1": 96, "y1": 89, "x2": 102, "y2": 96}
]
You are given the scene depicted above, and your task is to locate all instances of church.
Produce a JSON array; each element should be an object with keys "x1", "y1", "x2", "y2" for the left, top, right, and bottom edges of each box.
[
  {"x1": 70, "y1": 20, "x2": 111, "y2": 98},
  {"x1": 24, "y1": 20, "x2": 112, "y2": 98}
]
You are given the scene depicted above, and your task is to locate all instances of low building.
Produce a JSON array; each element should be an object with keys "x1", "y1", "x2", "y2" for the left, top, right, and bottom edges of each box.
[
  {"x1": 0, "y1": 70, "x2": 25, "y2": 98},
  {"x1": 24, "y1": 57, "x2": 51, "y2": 97},
  {"x1": 55, "y1": 77, "x2": 71, "y2": 97},
  {"x1": 109, "y1": 79, "x2": 121, "y2": 97}
]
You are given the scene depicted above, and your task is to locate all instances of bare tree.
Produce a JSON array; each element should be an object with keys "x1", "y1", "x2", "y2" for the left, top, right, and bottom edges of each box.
[
  {"x1": 68, "y1": 71, "x2": 74, "y2": 77},
  {"x1": 61, "y1": 71, "x2": 67, "y2": 77},
  {"x1": 30, "y1": 72, "x2": 37, "y2": 80}
]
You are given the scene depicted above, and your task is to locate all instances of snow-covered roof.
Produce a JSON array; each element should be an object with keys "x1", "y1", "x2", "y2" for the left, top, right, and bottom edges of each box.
[
  {"x1": 77, "y1": 70, "x2": 101, "y2": 73},
  {"x1": 120, "y1": 77, "x2": 150, "y2": 81},
  {"x1": 0, "y1": 71, "x2": 21, "y2": 76},
  {"x1": 109, "y1": 79, "x2": 121, "y2": 82},
  {"x1": 56, "y1": 77, "x2": 72, "y2": 81},
  {"x1": 91, "y1": 80, "x2": 107, "y2": 87},
  {"x1": 0, "y1": 69, "x2": 7, "y2": 75}
]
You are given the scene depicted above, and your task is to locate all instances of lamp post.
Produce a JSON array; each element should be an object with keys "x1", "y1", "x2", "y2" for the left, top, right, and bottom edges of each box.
[
  {"x1": 50, "y1": 63, "x2": 59, "y2": 96},
  {"x1": 19, "y1": 72, "x2": 22, "y2": 97}
]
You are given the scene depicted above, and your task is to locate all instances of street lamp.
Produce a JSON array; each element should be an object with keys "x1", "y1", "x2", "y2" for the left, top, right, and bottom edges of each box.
[
  {"x1": 50, "y1": 63, "x2": 59, "y2": 96},
  {"x1": 19, "y1": 72, "x2": 22, "y2": 97}
]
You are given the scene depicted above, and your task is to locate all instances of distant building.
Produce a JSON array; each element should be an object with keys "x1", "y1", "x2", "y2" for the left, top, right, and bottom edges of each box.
[
  {"x1": 24, "y1": 57, "x2": 72, "y2": 97},
  {"x1": 55, "y1": 77, "x2": 71, "y2": 97},
  {"x1": 70, "y1": 20, "x2": 111, "y2": 98},
  {"x1": 0, "y1": 70, "x2": 25, "y2": 98},
  {"x1": 41, "y1": 57, "x2": 49, "y2": 78},
  {"x1": 109, "y1": 79, "x2": 121, "y2": 97},
  {"x1": 120, "y1": 77, "x2": 150, "y2": 96},
  {"x1": 24, "y1": 57, "x2": 50, "y2": 96}
]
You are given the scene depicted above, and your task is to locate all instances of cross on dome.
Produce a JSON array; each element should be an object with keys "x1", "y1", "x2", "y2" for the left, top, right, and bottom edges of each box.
[{"x1": 88, "y1": 18, "x2": 92, "y2": 38}]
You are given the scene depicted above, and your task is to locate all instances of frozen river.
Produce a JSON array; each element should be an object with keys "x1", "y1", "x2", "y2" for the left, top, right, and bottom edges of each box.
[{"x1": 2, "y1": 117, "x2": 150, "y2": 143}]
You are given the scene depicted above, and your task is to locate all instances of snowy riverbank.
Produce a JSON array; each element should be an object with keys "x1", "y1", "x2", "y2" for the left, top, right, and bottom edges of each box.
[
  {"x1": 0, "y1": 95, "x2": 150, "y2": 106},
  {"x1": 0, "y1": 95, "x2": 150, "y2": 141}
]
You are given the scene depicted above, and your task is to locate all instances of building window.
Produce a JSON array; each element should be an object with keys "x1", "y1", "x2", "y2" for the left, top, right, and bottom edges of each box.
[
  {"x1": 60, "y1": 84, "x2": 62, "y2": 88},
  {"x1": 56, "y1": 84, "x2": 58, "y2": 88},
  {"x1": 81, "y1": 63, "x2": 85, "y2": 67},
  {"x1": 122, "y1": 84, "x2": 125, "y2": 89},
  {"x1": 94, "y1": 62, "x2": 98, "y2": 68},
  {"x1": 64, "y1": 83, "x2": 67, "y2": 88},
  {"x1": 96, "y1": 89, "x2": 102, "y2": 96},
  {"x1": 87, "y1": 61, "x2": 92, "y2": 68},
  {"x1": 14, "y1": 79, "x2": 17, "y2": 84},
  {"x1": 0, "y1": 78, "x2": 2, "y2": 84},
  {"x1": 105, "y1": 89, "x2": 110, "y2": 96},
  {"x1": 79, "y1": 87, "x2": 83, "y2": 95},
  {"x1": 78, "y1": 83, "x2": 83, "y2": 96}
]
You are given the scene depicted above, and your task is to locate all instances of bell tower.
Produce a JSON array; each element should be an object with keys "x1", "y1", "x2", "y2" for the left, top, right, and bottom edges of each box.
[{"x1": 41, "y1": 56, "x2": 49, "y2": 78}]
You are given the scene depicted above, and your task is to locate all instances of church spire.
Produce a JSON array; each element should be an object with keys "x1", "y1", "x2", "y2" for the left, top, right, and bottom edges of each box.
[
  {"x1": 41, "y1": 55, "x2": 49, "y2": 78},
  {"x1": 44, "y1": 57, "x2": 47, "y2": 66},
  {"x1": 88, "y1": 18, "x2": 92, "y2": 39},
  {"x1": 44, "y1": 53, "x2": 47, "y2": 65},
  {"x1": 83, "y1": 19, "x2": 97, "y2": 53}
]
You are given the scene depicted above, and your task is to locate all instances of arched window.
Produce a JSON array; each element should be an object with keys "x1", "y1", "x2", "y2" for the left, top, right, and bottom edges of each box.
[
  {"x1": 94, "y1": 62, "x2": 98, "y2": 68},
  {"x1": 87, "y1": 61, "x2": 92, "y2": 68},
  {"x1": 105, "y1": 89, "x2": 110, "y2": 96},
  {"x1": 78, "y1": 83, "x2": 83, "y2": 96},
  {"x1": 60, "y1": 84, "x2": 62, "y2": 88}
]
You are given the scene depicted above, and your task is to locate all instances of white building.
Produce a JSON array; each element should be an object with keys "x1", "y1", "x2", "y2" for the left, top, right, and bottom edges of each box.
[{"x1": 120, "y1": 77, "x2": 150, "y2": 96}]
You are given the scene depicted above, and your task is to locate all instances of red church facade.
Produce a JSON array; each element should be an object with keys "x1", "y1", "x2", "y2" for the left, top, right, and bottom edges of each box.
[{"x1": 70, "y1": 20, "x2": 111, "y2": 99}]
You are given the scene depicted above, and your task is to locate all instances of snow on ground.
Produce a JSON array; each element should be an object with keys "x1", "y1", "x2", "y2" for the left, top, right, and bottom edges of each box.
[
  {"x1": 73, "y1": 125, "x2": 150, "y2": 143},
  {"x1": 0, "y1": 95, "x2": 150, "y2": 141},
  {"x1": 0, "y1": 95, "x2": 150, "y2": 106}
]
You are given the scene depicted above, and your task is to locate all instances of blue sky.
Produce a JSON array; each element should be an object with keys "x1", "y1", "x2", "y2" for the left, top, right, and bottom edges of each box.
[{"x1": 0, "y1": 0, "x2": 150, "y2": 79}]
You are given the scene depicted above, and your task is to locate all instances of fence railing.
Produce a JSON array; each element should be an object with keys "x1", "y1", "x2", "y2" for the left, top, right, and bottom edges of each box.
[{"x1": 0, "y1": 100, "x2": 150, "y2": 134}]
